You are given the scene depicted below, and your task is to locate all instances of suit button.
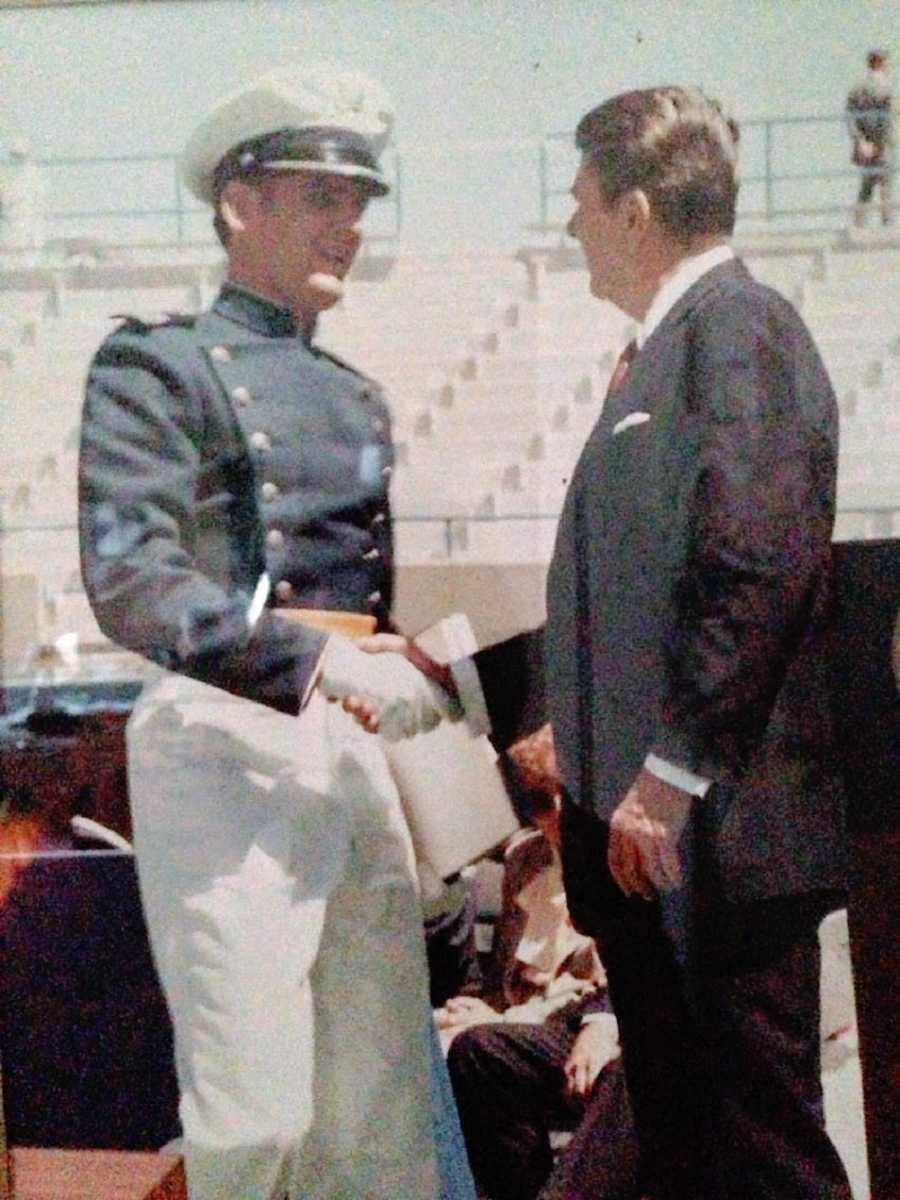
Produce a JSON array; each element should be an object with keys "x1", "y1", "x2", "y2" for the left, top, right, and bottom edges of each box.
[
  {"x1": 249, "y1": 431, "x2": 271, "y2": 452},
  {"x1": 381, "y1": 465, "x2": 393, "y2": 480},
  {"x1": 266, "y1": 528, "x2": 284, "y2": 550},
  {"x1": 372, "y1": 416, "x2": 386, "y2": 434},
  {"x1": 367, "y1": 590, "x2": 382, "y2": 607},
  {"x1": 231, "y1": 386, "x2": 251, "y2": 405},
  {"x1": 362, "y1": 547, "x2": 380, "y2": 561},
  {"x1": 210, "y1": 345, "x2": 231, "y2": 363},
  {"x1": 261, "y1": 481, "x2": 280, "y2": 502},
  {"x1": 371, "y1": 511, "x2": 386, "y2": 526},
  {"x1": 274, "y1": 579, "x2": 294, "y2": 601}
]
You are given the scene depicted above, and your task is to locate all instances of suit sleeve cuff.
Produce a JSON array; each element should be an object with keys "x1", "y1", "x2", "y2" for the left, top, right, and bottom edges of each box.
[
  {"x1": 644, "y1": 753, "x2": 712, "y2": 797},
  {"x1": 449, "y1": 654, "x2": 492, "y2": 737}
]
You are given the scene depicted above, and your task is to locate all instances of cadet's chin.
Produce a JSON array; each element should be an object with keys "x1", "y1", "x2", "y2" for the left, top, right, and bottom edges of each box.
[{"x1": 308, "y1": 272, "x2": 345, "y2": 305}]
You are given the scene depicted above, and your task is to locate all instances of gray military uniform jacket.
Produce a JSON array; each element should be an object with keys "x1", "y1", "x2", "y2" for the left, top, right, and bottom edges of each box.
[
  {"x1": 79, "y1": 283, "x2": 394, "y2": 714},
  {"x1": 475, "y1": 260, "x2": 846, "y2": 903}
]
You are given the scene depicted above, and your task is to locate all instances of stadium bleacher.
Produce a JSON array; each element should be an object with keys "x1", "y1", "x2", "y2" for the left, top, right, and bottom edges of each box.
[{"x1": 1, "y1": 235, "x2": 899, "y2": 672}]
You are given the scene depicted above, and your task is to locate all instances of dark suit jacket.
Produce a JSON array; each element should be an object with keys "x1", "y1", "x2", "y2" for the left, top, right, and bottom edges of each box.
[{"x1": 475, "y1": 259, "x2": 845, "y2": 904}]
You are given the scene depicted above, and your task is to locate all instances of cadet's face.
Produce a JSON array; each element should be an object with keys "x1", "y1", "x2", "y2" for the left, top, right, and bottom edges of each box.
[
  {"x1": 249, "y1": 172, "x2": 371, "y2": 318},
  {"x1": 566, "y1": 158, "x2": 631, "y2": 308}
]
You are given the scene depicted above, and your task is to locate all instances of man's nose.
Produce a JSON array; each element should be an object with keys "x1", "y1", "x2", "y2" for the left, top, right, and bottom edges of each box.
[{"x1": 337, "y1": 204, "x2": 366, "y2": 239}]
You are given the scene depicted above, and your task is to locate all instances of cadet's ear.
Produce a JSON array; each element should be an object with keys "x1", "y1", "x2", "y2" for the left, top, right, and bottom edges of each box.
[{"x1": 219, "y1": 179, "x2": 260, "y2": 235}]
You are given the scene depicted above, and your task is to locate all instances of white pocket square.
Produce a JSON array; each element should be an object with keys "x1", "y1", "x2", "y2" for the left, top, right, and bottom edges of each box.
[{"x1": 612, "y1": 411, "x2": 651, "y2": 435}]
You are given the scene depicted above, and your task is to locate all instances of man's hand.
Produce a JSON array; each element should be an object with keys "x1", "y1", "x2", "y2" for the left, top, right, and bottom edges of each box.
[
  {"x1": 563, "y1": 1017, "x2": 620, "y2": 1097},
  {"x1": 435, "y1": 995, "x2": 502, "y2": 1030},
  {"x1": 316, "y1": 634, "x2": 460, "y2": 741},
  {"x1": 328, "y1": 632, "x2": 461, "y2": 737},
  {"x1": 607, "y1": 768, "x2": 692, "y2": 899}
]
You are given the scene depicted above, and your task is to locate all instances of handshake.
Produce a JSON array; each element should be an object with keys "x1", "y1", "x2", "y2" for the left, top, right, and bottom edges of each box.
[{"x1": 316, "y1": 633, "x2": 464, "y2": 742}]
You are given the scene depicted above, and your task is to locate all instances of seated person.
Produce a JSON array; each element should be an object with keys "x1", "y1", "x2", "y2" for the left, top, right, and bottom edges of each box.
[
  {"x1": 442, "y1": 726, "x2": 638, "y2": 1200},
  {"x1": 424, "y1": 870, "x2": 483, "y2": 1009}
]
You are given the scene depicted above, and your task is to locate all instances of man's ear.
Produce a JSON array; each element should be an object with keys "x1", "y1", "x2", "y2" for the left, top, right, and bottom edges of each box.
[
  {"x1": 621, "y1": 188, "x2": 652, "y2": 237},
  {"x1": 219, "y1": 179, "x2": 260, "y2": 235}
]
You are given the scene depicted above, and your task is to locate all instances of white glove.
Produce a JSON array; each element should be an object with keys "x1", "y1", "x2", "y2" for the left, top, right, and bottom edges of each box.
[{"x1": 316, "y1": 634, "x2": 461, "y2": 741}]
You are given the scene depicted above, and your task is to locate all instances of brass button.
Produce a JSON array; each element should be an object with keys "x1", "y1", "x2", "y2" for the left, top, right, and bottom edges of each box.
[
  {"x1": 367, "y1": 590, "x2": 382, "y2": 607},
  {"x1": 381, "y1": 465, "x2": 393, "y2": 480},
  {"x1": 231, "y1": 386, "x2": 251, "y2": 405},
  {"x1": 362, "y1": 547, "x2": 380, "y2": 561},
  {"x1": 274, "y1": 580, "x2": 294, "y2": 600},
  {"x1": 261, "y1": 481, "x2": 280, "y2": 502},
  {"x1": 371, "y1": 511, "x2": 386, "y2": 526},
  {"x1": 249, "y1": 431, "x2": 271, "y2": 452},
  {"x1": 266, "y1": 528, "x2": 284, "y2": 550},
  {"x1": 210, "y1": 345, "x2": 231, "y2": 363},
  {"x1": 372, "y1": 416, "x2": 386, "y2": 434}
]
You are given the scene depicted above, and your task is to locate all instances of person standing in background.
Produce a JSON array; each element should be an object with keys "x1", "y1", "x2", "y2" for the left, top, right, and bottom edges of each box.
[{"x1": 846, "y1": 49, "x2": 895, "y2": 227}]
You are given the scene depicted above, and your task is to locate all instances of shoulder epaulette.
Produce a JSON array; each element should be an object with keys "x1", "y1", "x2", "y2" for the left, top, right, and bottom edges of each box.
[{"x1": 111, "y1": 311, "x2": 199, "y2": 334}]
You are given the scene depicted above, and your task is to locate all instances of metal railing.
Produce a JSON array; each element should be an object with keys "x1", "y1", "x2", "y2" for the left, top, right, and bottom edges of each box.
[
  {"x1": 3, "y1": 508, "x2": 897, "y2": 558},
  {"x1": 8, "y1": 108, "x2": 891, "y2": 254},
  {"x1": 534, "y1": 110, "x2": 896, "y2": 233},
  {"x1": 28, "y1": 147, "x2": 403, "y2": 249}
]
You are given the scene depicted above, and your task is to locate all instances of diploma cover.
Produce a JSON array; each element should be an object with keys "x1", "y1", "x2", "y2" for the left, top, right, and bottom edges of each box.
[{"x1": 386, "y1": 614, "x2": 520, "y2": 879}]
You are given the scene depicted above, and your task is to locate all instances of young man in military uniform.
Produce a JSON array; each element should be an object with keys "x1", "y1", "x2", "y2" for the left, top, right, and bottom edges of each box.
[{"x1": 78, "y1": 65, "x2": 470, "y2": 1200}]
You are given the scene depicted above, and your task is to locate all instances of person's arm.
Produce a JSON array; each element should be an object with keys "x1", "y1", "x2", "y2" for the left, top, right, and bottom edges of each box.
[
  {"x1": 469, "y1": 627, "x2": 547, "y2": 750},
  {"x1": 79, "y1": 326, "x2": 327, "y2": 713},
  {"x1": 652, "y1": 290, "x2": 837, "y2": 779},
  {"x1": 564, "y1": 1014, "x2": 621, "y2": 1097},
  {"x1": 609, "y1": 290, "x2": 837, "y2": 897}
]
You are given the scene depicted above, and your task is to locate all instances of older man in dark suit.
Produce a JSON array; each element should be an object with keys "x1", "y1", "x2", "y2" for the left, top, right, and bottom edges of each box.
[{"x1": 348, "y1": 87, "x2": 852, "y2": 1200}]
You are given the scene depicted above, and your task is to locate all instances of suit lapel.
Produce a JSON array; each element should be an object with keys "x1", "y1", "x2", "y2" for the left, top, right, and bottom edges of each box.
[{"x1": 599, "y1": 258, "x2": 750, "y2": 436}]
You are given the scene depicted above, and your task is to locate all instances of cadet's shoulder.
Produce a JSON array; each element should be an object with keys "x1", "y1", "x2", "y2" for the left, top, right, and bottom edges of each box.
[
  {"x1": 106, "y1": 310, "x2": 201, "y2": 345},
  {"x1": 313, "y1": 342, "x2": 383, "y2": 390},
  {"x1": 91, "y1": 310, "x2": 211, "y2": 371}
]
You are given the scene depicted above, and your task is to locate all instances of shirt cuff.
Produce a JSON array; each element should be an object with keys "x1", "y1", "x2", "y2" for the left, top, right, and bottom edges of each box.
[
  {"x1": 449, "y1": 654, "x2": 492, "y2": 738},
  {"x1": 644, "y1": 753, "x2": 712, "y2": 797},
  {"x1": 579, "y1": 1012, "x2": 619, "y2": 1035}
]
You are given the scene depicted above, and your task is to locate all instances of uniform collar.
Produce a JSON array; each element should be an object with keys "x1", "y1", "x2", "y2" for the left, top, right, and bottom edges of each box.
[
  {"x1": 213, "y1": 282, "x2": 300, "y2": 338},
  {"x1": 637, "y1": 243, "x2": 734, "y2": 349}
]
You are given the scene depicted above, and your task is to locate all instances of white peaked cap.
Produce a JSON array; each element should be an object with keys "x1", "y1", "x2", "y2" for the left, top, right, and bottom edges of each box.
[{"x1": 181, "y1": 62, "x2": 395, "y2": 204}]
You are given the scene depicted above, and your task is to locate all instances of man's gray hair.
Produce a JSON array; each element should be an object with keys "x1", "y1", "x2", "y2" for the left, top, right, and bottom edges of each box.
[{"x1": 575, "y1": 86, "x2": 739, "y2": 240}]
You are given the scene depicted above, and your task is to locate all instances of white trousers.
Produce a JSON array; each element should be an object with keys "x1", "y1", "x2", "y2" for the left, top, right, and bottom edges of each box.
[{"x1": 128, "y1": 673, "x2": 465, "y2": 1200}]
